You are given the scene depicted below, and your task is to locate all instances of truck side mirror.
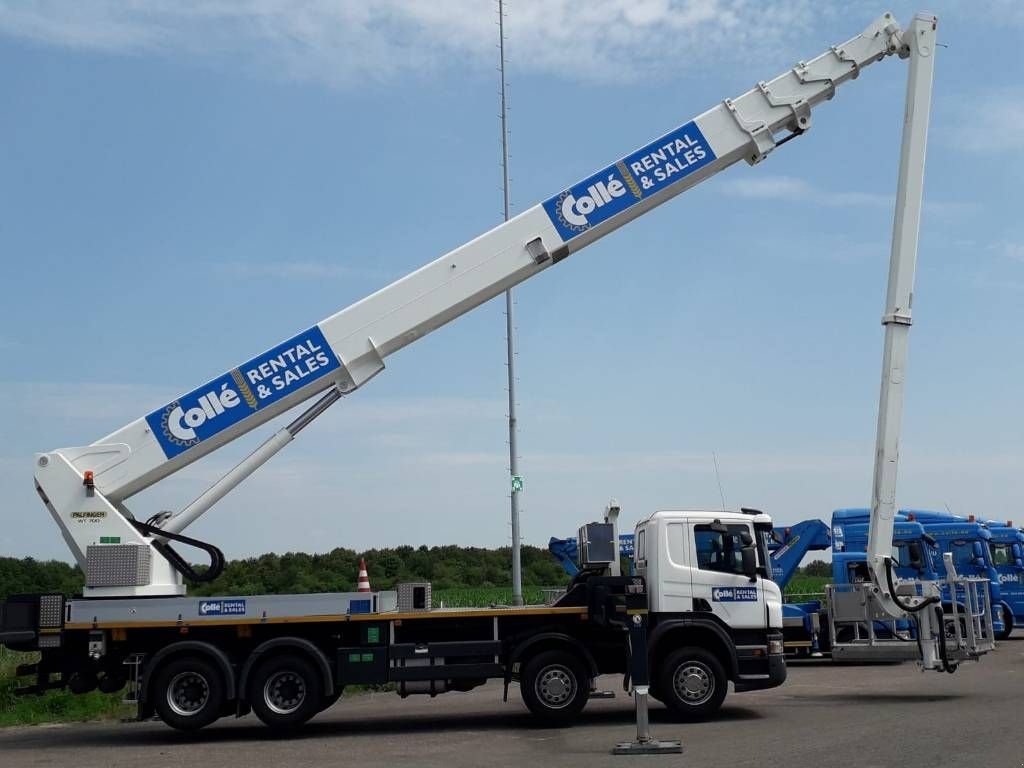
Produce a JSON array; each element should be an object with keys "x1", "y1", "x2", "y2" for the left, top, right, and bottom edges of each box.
[
  {"x1": 971, "y1": 541, "x2": 985, "y2": 565},
  {"x1": 908, "y1": 543, "x2": 924, "y2": 571},
  {"x1": 741, "y1": 545, "x2": 757, "y2": 582}
]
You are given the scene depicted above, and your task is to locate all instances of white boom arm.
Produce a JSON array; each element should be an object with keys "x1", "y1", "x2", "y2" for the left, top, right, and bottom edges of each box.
[
  {"x1": 36, "y1": 13, "x2": 918, "y2": 599},
  {"x1": 866, "y1": 13, "x2": 936, "y2": 614}
]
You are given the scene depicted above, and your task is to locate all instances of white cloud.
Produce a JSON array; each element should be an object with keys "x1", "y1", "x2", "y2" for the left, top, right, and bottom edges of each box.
[
  {"x1": 952, "y1": 89, "x2": 1024, "y2": 154},
  {"x1": 993, "y1": 241, "x2": 1024, "y2": 262},
  {"x1": 0, "y1": 380, "x2": 174, "y2": 427},
  {"x1": 0, "y1": 0, "x2": 827, "y2": 86},
  {"x1": 721, "y1": 174, "x2": 974, "y2": 216}
]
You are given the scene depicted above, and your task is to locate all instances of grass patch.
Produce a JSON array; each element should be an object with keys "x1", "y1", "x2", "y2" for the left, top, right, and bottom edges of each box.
[
  {"x1": 0, "y1": 647, "x2": 129, "y2": 728},
  {"x1": 784, "y1": 575, "x2": 829, "y2": 601},
  {"x1": 432, "y1": 586, "x2": 560, "y2": 607}
]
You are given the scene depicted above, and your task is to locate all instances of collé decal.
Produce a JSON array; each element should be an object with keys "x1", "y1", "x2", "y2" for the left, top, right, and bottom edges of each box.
[{"x1": 146, "y1": 325, "x2": 341, "y2": 459}]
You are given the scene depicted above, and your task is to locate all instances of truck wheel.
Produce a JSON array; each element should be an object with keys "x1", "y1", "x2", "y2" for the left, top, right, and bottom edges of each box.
[
  {"x1": 152, "y1": 655, "x2": 226, "y2": 731},
  {"x1": 995, "y1": 605, "x2": 1013, "y2": 641},
  {"x1": 519, "y1": 649, "x2": 589, "y2": 725},
  {"x1": 248, "y1": 654, "x2": 323, "y2": 732},
  {"x1": 656, "y1": 647, "x2": 727, "y2": 720}
]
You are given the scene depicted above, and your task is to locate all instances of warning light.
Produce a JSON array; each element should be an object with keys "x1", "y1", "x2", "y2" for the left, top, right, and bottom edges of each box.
[
  {"x1": 906, "y1": 513, "x2": 915, "y2": 521},
  {"x1": 82, "y1": 471, "x2": 95, "y2": 489}
]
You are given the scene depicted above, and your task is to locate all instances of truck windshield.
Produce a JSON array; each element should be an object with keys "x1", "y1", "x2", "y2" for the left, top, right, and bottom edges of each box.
[
  {"x1": 991, "y1": 542, "x2": 1014, "y2": 566},
  {"x1": 949, "y1": 540, "x2": 987, "y2": 571}
]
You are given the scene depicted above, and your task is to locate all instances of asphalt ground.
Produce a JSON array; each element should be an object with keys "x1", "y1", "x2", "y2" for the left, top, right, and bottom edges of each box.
[{"x1": 2, "y1": 637, "x2": 1021, "y2": 768}]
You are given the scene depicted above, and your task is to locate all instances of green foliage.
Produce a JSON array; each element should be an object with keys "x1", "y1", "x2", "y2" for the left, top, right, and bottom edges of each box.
[
  {"x1": 801, "y1": 559, "x2": 831, "y2": 578},
  {"x1": 433, "y1": 586, "x2": 558, "y2": 607},
  {"x1": 784, "y1": 574, "x2": 830, "y2": 599},
  {"x1": 0, "y1": 647, "x2": 128, "y2": 727},
  {"x1": 0, "y1": 558, "x2": 83, "y2": 601},
  {"x1": 0, "y1": 544, "x2": 569, "y2": 602}
]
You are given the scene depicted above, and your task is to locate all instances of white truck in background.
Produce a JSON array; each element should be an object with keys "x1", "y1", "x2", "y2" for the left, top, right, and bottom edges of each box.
[{"x1": 1, "y1": 11, "x2": 993, "y2": 735}]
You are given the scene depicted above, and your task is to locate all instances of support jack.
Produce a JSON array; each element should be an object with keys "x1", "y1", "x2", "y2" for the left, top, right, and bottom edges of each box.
[
  {"x1": 612, "y1": 611, "x2": 683, "y2": 756},
  {"x1": 612, "y1": 685, "x2": 683, "y2": 755}
]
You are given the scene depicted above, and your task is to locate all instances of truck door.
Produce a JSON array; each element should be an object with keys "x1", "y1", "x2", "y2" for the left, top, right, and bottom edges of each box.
[
  {"x1": 689, "y1": 522, "x2": 765, "y2": 629},
  {"x1": 991, "y1": 541, "x2": 1023, "y2": 618}
]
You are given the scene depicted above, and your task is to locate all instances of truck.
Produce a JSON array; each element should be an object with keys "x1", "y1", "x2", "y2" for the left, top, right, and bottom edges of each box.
[
  {"x1": 0, "y1": 11, "x2": 993, "y2": 734},
  {"x1": 771, "y1": 514, "x2": 942, "y2": 657},
  {"x1": 771, "y1": 509, "x2": 1003, "y2": 656},
  {"x1": 894, "y1": 509, "x2": 1020, "y2": 639},
  {"x1": 984, "y1": 521, "x2": 1024, "y2": 636},
  {"x1": 836, "y1": 509, "x2": 1007, "y2": 638}
]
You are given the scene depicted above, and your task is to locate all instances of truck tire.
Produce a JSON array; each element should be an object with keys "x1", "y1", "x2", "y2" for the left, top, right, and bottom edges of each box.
[
  {"x1": 995, "y1": 605, "x2": 1013, "y2": 641},
  {"x1": 248, "y1": 653, "x2": 323, "y2": 732},
  {"x1": 519, "y1": 649, "x2": 589, "y2": 726},
  {"x1": 151, "y1": 655, "x2": 226, "y2": 731},
  {"x1": 656, "y1": 647, "x2": 727, "y2": 720}
]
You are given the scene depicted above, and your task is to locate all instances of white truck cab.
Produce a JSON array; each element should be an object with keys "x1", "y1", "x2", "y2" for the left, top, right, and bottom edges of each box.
[
  {"x1": 636, "y1": 510, "x2": 783, "y2": 635},
  {"x1": 630, "y1": 509, "x2": 785, "y2": 709}
]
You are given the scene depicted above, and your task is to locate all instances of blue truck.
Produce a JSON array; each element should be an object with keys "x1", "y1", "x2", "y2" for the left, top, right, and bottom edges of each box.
[
  {"x1": 772, "y1": 509, "x2": 1007, "y2": 654},
  {"x1": 771, "y1": 513, "x2": 946, "y2": 656},
  {"x1": 984, "y1": 521, "x2": 1024, "y2": 636},
  {"x1": 891, "y1": 509, "x2": 1019, "y2": 639}
]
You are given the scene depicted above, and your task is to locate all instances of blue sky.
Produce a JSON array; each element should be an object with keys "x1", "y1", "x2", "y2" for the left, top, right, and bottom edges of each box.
[{"x1": 0, "y1": 1, "x2": 1021, "y2": 561}]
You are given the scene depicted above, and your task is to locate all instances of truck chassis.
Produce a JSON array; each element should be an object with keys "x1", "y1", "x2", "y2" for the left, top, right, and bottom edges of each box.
[{"x1": 1, "y1": 576, "x2": 785, "y2": 732}]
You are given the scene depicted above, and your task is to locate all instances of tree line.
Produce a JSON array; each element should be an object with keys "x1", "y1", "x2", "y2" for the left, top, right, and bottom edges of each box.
[{"x1": 0, "y1": 544, "x2": 570, "y2": 601}]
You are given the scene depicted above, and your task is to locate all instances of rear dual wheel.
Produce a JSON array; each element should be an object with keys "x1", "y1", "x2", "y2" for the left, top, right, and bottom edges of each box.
[
  {"x1": 248, "y1": 654, "x2": 324, "y2": 732},
  {"x1": 152, "y1": 656, "x2": 226, "y2": 731}
]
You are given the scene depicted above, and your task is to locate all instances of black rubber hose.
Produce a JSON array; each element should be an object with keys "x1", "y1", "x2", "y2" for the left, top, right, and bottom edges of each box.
[
  {"x1": 131, "y1": 520, "x2": 226, "y2": 583},
  {"x1": 883, "y1": 557, "x2": 939, "y2": 613}
]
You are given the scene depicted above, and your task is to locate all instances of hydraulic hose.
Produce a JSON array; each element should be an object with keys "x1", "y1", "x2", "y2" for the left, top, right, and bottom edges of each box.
[{"x1": 884, "y1": 557, "x2": 939, "y2": 613}]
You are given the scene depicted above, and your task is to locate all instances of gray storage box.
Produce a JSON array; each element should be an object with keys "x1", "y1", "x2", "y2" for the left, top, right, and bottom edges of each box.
[
  {"x1": 397, "y1": 582, "x2": 432, "y2": 612},
  {"x1": 578, "y1": 522, "x2": 616, "y2": 568},
  {"x1": 85, "y1": 544, "x2": 151, "y2": 587}
]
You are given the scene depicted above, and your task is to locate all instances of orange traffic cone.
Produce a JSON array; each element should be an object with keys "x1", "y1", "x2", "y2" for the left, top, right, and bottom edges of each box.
[{"x1": 357, "y1": 558, "x2": 371, "y2": 592}]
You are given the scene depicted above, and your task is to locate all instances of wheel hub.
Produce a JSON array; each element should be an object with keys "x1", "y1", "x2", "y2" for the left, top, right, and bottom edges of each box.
[
  {"x1": 167, "y1": 671, "x2": 210, "y2": 717},
  {"x1": 673, "y1": 662, "x2": 714, "y2": 705},
  {"x1": 535, "y1": 665, "x2": 575, "y2": 709},
  {"x1": 264, "y1": 671, "x2": 307, "y2": 715}
]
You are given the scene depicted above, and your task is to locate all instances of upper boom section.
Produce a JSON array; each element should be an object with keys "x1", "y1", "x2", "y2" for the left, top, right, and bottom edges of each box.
[{"x1": 53, "y1": 13, "x2": 907, "y2": 502}]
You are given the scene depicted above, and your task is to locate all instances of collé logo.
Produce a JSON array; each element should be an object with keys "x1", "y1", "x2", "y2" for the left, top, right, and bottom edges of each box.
[
  {"x1": 198, "y1": 599, "x2": 246, "y2": 616},
  {"x1": 712, "y1": 587, "x2": 758, "y2": 602},
  {"x1": 542, "y1": 120, "x2": 716, "y2": 242},
  {"x1": 146, "y1": 325, "x2": 342, "y2": 459}
]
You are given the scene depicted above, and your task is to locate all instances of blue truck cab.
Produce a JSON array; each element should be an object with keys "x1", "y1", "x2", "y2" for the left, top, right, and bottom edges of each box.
[
  {"x1": 832, "y1": 519, "x2": 940, "y2": 585},
  {"x1": 768, "y1": 513, "x2": 940, "y2": 654},
  {"x1": 904, "y1": 509, "x2": 1022, "y2": 638},
  {"x1": 835, "y1": 508, "x2": 1006, "y2": 638},
  {"x1": 983, "y1": 522, "x2": 1024, "y2": 636}
]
